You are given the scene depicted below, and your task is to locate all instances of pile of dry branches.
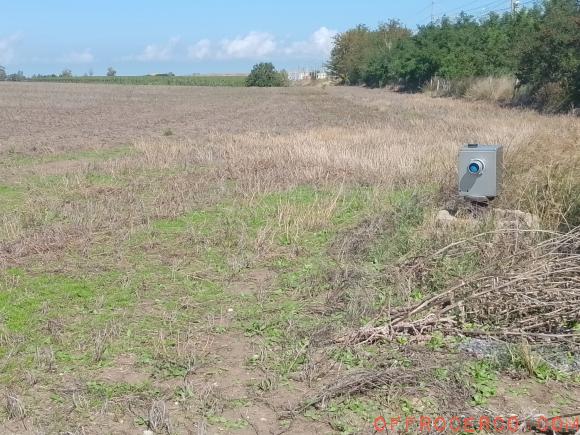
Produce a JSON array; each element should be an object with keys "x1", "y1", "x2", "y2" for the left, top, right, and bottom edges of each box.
[{"x1": 345, "y1": 227, "x2": 580, "y2": 345}]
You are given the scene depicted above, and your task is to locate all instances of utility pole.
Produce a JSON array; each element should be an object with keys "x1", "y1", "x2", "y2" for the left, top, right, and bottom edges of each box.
[
  {"x1": 431, "y1": 0, "x2": 435, "y2": 23},
  {"x1": 511, "y1": 0, "x2": 519, "y2": 13}
]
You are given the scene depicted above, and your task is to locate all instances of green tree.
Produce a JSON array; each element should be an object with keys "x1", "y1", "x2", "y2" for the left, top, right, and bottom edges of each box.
[
  {"x1": 516, "y1": 0, "x2": 580, "y2": 110},
  {"x1": 326, "y1": 0, "x2": 578, "y2": 111},
  {"x1": 0, "y1": 65, "x2": 6, "y2": 81},
  {"x1": 106, "y1": 67, "x2": 117, "y2": 77},
  {"x1": 360, "y1": 20, "x2": 412, "y2": 87},
  {"x1": 60, "y1": 69, "x2": 72, "y2": 77},
  {"x1": 246, "y1": 63, "x2": 288, "y2": 87},
  {"x1": 327, "y1": 25, "x2": 375, "y2": 84}
]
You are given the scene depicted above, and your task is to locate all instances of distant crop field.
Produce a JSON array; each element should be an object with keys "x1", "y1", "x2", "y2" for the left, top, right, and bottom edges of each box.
[
  {"x1": 28, "y1": 74, "x2": 248, "y2": 86},
  {"x1": 0, "y1": 82, "x2": 578, "y2": 434}
]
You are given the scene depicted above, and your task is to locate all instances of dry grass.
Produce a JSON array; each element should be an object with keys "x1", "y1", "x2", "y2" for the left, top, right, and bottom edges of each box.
[
  {"x1": 1, "y1": 84, "x2": 577, "y2": 256},
  {"x1": 425, "y1": 75, "x2": 519, "y2": 104},
  {"x1": 0, "y1": 83, "x2": 578, "y2": 433},
  {"x1": 464, "y1": 76, "x2": 516, "y2": 103}
]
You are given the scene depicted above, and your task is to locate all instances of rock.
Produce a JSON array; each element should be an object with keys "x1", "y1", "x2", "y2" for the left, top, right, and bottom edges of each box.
[
  {"x1": 436, "y1": 209, "x2": 457, "y2": 225},
  {"x1": 491, "y1": 208, "x2": 540, "y2": 230},
  {"x1": 435, "y1": 209, "x2": 478, "y2": 228},
  {"x1": 436, "y1": 206, "x2": 540, "y2": 231}
]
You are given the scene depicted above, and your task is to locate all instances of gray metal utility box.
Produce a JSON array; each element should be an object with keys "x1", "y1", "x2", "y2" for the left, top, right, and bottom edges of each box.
[{"x1": 458, "y1": 144, "x2": 503, "y2": 202}]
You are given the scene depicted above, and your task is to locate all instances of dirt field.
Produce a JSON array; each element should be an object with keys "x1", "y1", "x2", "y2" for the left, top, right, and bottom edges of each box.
[{"x1": 0, "y1": 82, "x2": 578, "y2": 434}]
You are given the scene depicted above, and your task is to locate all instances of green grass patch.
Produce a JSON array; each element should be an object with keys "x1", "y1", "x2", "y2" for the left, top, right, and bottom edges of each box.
[
  {"x1": 86, "y1": 380, "x2": 158, "y2": 402},
  {"x1": 0, "y1": 184, "x2": 25, "y2": 211},
  {"x1": 367, "y1": 189, "x2": 430, "y2": 264},
  {"x1": 28, "y1": 75, "x2": 247, "y2": 87},
  {"x1": 0, "y1": 268, "x2": 136, "y2": 374},
  {"x1": 1, "y1": 144, "x2": 136, "y2": 167},
  {"x1": 0, "y1": 269, "x2": 99, "y2": 332}
]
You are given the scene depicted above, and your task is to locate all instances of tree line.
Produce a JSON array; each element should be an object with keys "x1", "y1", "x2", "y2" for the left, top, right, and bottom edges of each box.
[{"x1": 327, "y1": 0, "x2": 579, "y2": 112}]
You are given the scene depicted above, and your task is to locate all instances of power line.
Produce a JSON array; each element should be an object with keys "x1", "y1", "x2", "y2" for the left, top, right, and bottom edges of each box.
[
  {"x1": 418, "y1": 0, "x2": 536, "y2": 25},
  {"x1": 414, "y1": 2, "x2": 435, "y2": 16},
  {"x1": 460, "y1": 0, "x2": 507, "y2": 14},
  {"x1": 475, "y1": 0, "x2": 539, "y2": 18},
  {"x1": 431, "y1": 0, "x2": 435, "y2": 22},
  {"x1": 423, "y1": 0, "x2": 506, "y2": 23},
  {"x1": 441, "y1": 0, "x2": 495, "y2": 16}
]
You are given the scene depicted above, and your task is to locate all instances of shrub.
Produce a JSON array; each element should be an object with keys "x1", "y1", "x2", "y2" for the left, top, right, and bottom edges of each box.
[
  {"x1": 246, "y1": 63, "x2": 288, "y2": 87},
  {"x1": 516, "y1": 0, "x2": 580, "y2": 111},
  {"x1": 327, "y1": 0, "x2": 579, "y2": 112}
]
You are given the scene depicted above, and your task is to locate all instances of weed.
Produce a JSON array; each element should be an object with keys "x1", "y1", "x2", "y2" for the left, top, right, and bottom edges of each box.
[
  {"x1": 153, "y1": 359, "x2": 191, "y2": 380},
  {"x1": 147, "y1": 400, "x2": 172, "y2": 433},
  {"x1": 330, "y1": 347, "x2": 363, "y2": 368},
  {"x1": 468, "y1": 360, "x2": 497, "y2": 405},
  {"x1": 86, "y1": 381, "x2": 157, "y2": 401},
  {"x1": 4, "y1": 394, "x2": 25, "y2": 420},
  {"x1": 206, "y1": 415, "x2": 248, "y2": 430},
  {"x1": 325, "y1": 398, "x2": 381, "y2": 434},
  {"x1": 426, "y1": 331, "x2": 446, "y2": 351},
  {"x1": 1, "y1": 84, "x2": 577, "y2": 432}
]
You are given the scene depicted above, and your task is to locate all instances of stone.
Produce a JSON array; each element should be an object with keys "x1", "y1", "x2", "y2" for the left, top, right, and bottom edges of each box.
[
  {"x1": 491, "y1": 208, "x2": 540, "y2": 230},
  {"x1": 436, "y1": 209, "x2": 457, "y2": 224}
]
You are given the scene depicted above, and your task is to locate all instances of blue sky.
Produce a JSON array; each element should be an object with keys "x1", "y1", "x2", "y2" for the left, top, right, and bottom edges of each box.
[{"x1": 0, "y1": 0, "x2": 516, "y2": 75}]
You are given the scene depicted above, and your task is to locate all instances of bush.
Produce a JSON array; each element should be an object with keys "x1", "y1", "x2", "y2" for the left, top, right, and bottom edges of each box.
[
  {"x1": 246, "y1": 63, "x2": 288, "y2": 87},
  {"x1": 327, "y1": 0, "x2": 579, "y2": 112},
  {"x1": 516, "y1": 0, "x2": 580, "y2": 111}
]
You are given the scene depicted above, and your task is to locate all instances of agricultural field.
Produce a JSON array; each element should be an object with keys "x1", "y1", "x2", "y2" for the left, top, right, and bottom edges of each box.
[
  {"x1": 0, "y1": 82, "x2": 578, "y2": 434},
  {"x1": 27, "y1": 75, "x2": 248, "y2": 87}
]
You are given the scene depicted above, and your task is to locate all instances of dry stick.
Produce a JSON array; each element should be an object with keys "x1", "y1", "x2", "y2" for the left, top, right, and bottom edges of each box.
[
  {"x1": 438, "y1": 275, "x2": 541, "y2": 317},
  {"x1": 390, "y1": 232, "x2": 570, "y2": 321},
  {"x1": 439, "y1": 257, "x2": 577, "y2": 315},
  {"x1": 429, "y1": 228, "x2": 563, "y2": 259},
  {"x1": 354, "y1": 230, "x2": 580, "y2": 344},
  {"x1": 459, "y1": 329, "x2": 579, "y2": 340},
  {"x1": 289, "y1": 369, "x2": 418, "y2": 415},
  {"x1": 389, "y1": 278, "x2": 475, "y2": 325}
]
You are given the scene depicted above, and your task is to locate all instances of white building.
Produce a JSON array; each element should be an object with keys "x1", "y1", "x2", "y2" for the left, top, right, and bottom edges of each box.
[{"x1": 288, "y1": 69, "x2": 328, "y2": 81}]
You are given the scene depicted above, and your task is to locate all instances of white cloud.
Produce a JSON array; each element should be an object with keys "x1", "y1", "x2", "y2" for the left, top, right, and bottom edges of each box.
[
  {"x1": 125, "y1": 28, "x2": 336, "y2": 63},
  {"x1": 284, "y1": 27, "x2": 337, "y2": 58},
  {"x1": 218, "y1": 31, "x2": 276, "y2": 59},
  {"x1": 135, "y1": 37, "x2": 180, "y2": 61},
  {"x1": 61, "y1": 48, "x2": 94, "y2": 64},
  {"x1": 0, "y1": 34, "x2": 21, "y2": 64},
  {"x1": 311, "y1": 27, "x2": 337, "y2": 56},
  {"x1": 188, "y1": 39, "x2": 211, "y2": 60}
]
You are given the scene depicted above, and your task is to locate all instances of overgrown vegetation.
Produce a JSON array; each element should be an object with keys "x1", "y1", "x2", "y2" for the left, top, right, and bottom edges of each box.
[
  {"x1": 328, "y1": 0, "x2": 580, "y2": 112},
  {"x1": 0, "y1": 84, "x2": 577, "y2": 433}
]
